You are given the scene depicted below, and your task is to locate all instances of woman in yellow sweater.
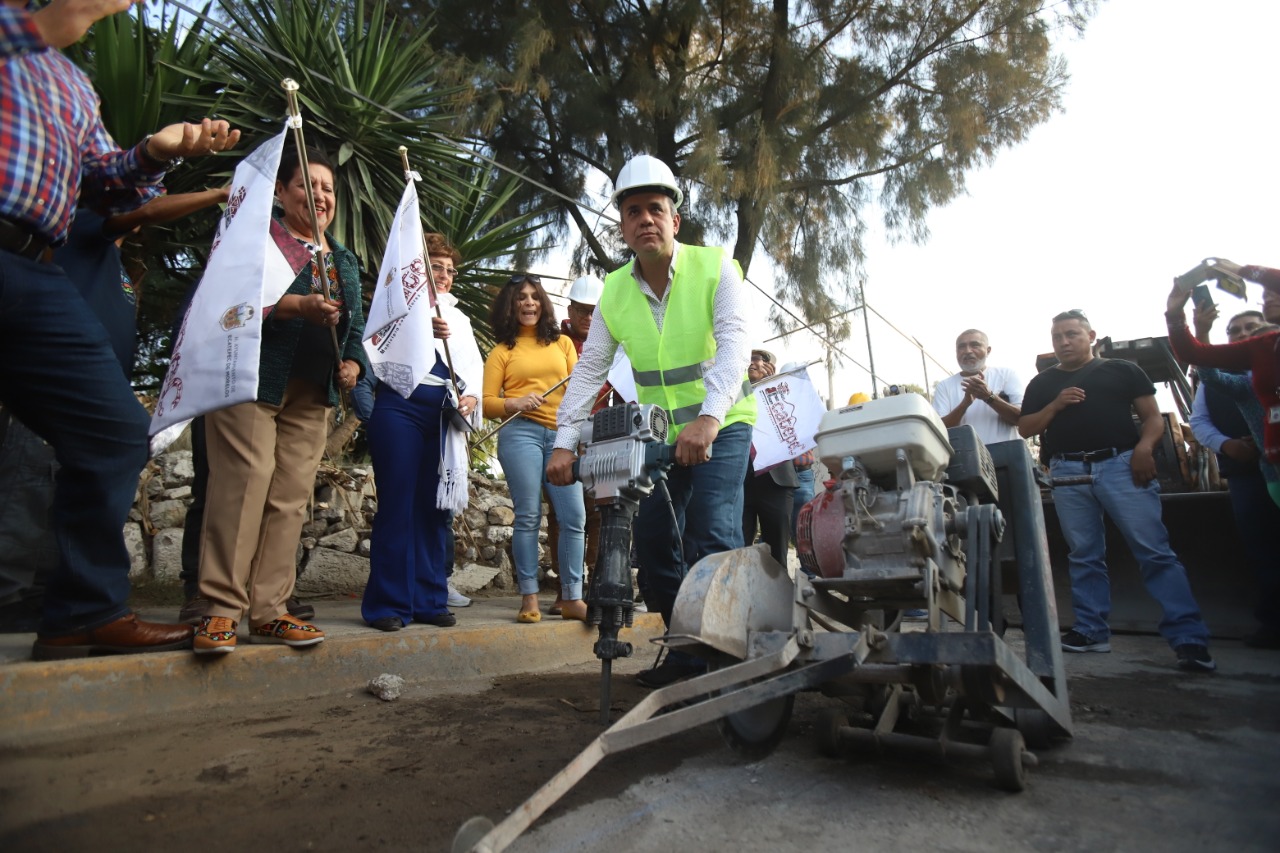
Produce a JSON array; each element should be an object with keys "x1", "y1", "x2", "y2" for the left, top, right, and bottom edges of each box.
[{"x1": 483, "y1": 274, "x2": 587, "y2": 622}]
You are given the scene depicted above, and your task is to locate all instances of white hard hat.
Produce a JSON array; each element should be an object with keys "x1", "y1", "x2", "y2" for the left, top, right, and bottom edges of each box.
[
  {"x1": 610, "y1": 154, "x2": 683, "y2": 210},
  {"x1": 567, "y1": 275, "x2": 604, "y2": 306}
]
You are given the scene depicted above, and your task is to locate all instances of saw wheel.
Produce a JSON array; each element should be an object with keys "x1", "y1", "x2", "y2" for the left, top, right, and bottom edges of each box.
[{"x1": 717, "y1": 691, "x2": 795, "y2": 761}]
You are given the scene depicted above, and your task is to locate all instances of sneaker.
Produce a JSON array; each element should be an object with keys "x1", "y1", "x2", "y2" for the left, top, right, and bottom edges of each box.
[
  {"x1": 902, "y1": 609, "x2": 928, "y2": 621},
  {"x1": 193, "y1": 616, "x2": 237, "y2": 655},
  {"x1": 286, "y1": 596, "x2": 315, "y2": 621},
  {"x1": 447, "y1": 584, "x2": 471, "y2": 608},
  {"x1": 179, "y1": 596, "x2": 209, "y2": 626},
  {"x1": 248, "y1": 614, "x2": 325, "y2": 647},
  {"x1": 1060, "y1": 629, "x2": 1110, "y2": 653},
  {"x1": 1175, "y1": 643, "x2": 1216, "y2": 672}
]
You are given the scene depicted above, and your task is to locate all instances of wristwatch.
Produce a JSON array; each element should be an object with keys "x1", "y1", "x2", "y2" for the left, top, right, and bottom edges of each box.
[
  {"x1": 987, "y1": 392, "x2": 996, "y2": 402},
  {"x1": 140, "y1": 134, "x2": 183, "y2": 170}
]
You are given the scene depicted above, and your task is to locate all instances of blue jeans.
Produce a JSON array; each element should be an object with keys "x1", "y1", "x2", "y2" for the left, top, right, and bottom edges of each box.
[
  {"x1": 364, "y1": 382, "x2": 452, "y2": 623},
  {"x1": 0, "y1": 250, "x2": 150, "y2": 634},
  {"x1": 635, "y1": 421, "x2": 752, "y2": 630},
  {"x1": 497, "y1": 417, "x2": 585, "y2": 597},
  {"x1": 791, "y1": 466, "x2": 816, "y2": 541},
  {"x1": 1050, "y1": 450, "x2": 1210, "y2": 648}
]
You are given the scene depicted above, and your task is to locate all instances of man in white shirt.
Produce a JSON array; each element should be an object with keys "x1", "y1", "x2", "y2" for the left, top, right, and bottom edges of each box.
[{"x1": 931, "y1": 329, "x2": 1023, "y2": 444}]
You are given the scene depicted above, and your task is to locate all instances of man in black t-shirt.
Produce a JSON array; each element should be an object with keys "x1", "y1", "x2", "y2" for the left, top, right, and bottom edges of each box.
[{"x1": 1019, "y1": 309, "x2": 1214, "y2": 672}]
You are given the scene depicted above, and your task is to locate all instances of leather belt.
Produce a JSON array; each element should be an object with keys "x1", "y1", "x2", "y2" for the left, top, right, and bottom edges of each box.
[
  {"x1": 0, "y1": 217, "x2": 53, "y2": 262},
  {"x1": 1056, "y1": 448, "x2": 1121, "y2": 462}
]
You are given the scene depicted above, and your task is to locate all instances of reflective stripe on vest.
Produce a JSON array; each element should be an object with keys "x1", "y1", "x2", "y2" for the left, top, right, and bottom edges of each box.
[{"x1": 599, "y1": 244, "x2": 756, "y2": 439}]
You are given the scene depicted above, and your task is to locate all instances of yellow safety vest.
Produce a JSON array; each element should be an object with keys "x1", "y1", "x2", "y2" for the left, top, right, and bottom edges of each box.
[{"x1": 599, "y1": 244, "x2": 755, "y2": 440}]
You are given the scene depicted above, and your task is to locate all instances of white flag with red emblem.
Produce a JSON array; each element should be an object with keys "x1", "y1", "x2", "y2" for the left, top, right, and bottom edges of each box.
[
  {"x1": 149, "y1": 124, "x2": 307, "y2": 455},
  {"x1": 363, "y1": 177, "x2": 439, "y2": 398},
  {"x1": 750, "y1": 363, "x2": 824, "y2": 470}
]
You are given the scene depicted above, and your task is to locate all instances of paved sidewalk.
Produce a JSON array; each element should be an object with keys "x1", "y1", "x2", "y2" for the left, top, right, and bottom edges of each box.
[{"x1": 0, "y1": 595, "x2": 663, "y2": 745}]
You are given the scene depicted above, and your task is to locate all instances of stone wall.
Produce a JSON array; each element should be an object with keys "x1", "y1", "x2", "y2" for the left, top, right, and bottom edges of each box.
[{"x1": 128, "y1": 452, "x2": 552, "y2": 599}]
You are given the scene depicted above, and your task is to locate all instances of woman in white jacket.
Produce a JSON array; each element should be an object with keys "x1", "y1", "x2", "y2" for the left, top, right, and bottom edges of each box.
[{"x1": 360, "y1": 232, "x2": 483, "y2": 631}]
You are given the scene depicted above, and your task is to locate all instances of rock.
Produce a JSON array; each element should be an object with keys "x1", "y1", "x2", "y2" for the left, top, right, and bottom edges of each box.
[
  {"x1": 481, "y1": 545, "x2": 497, "y2": 560},
  {"x1": 358, "y1": 538, "x2": 372, "y2": 557},
  {"x1": 128, "y1": 508, "x2": 142, "y2": 523},
  {"x1": 296, "y1": 548, "x2": 369, "y2": 596},
  {"x1": 367, "y1": 673, "x2": 404, "y2": 702},
  {"x1": 301, "y1": 537, "x2": 317, "y2": 550},
  {"x1": 151, "y1": 528, "x2": 184, "y2": 582},
  {"x1": 302, "y1": 520, "x2": 328, "y2": 538},
  {"x1": 162, "y1": 485, "x2": 192, "y2": 501},
  {"x1": 123, "y1": 522, "x2": 149, "y2": 580},
  {"x1": 318, "y1": 527, "x2": 359, "y2": 553},
  {"x1": 145, "y1": 477, "x2": 165, "y2": 497},
  {"x1": 462, "y1": 508, "x2": 486, "y2": 529},
  {"x1": 451, "y1": 563, "x2": 500, "y2": 594},
  {"x1": 313, "y1": 506, "x2": 345, "y2": 522},
  {"x1": 485, "y1": 525, "x2": 514, "y2": 543},
  {"x1": 159, "y1": 451, "x2": 195, "y2": 486},
  {"x1": 315, "y1": 485, "x2": 337, "y2": 504},
  {"x1": 361, "y1": 478, "x2": 377, "y2": 497},
  {"x1": 148, "y1": 499, "x2": 187, "y2": 531},
  {"x1": 486, "y1": 505, "x2": 515, "y2": 526},
  {"x1": 351, "y1": 467, "x2": 369, "y2": 478}
]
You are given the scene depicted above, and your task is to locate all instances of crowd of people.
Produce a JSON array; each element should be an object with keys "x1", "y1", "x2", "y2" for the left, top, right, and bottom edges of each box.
[{"x1": 2, "y1": 1, "x2": 1276, "y2": 687}]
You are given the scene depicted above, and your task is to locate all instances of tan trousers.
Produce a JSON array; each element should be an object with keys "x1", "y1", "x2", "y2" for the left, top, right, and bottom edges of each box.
[{"x1": 199, "y1": 379, "x2": 328, "y2": 627}]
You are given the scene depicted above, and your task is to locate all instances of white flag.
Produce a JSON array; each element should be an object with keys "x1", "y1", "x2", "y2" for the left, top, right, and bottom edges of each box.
[
  {"x1": 606, "y1": 347, "x2": 637, "y2": 403},
  {"x1": 363, "y1": 180, "x2": 417, "y2": 336},
  {"x1": 362, "y1": 180, "x2": 438, "y2": 398},
  {"x1": 149, "y1": 125, "x2": 307, "y2": 455},
  {"x1": 751, "y1": 364, "x2": 825, "y2": 470}
]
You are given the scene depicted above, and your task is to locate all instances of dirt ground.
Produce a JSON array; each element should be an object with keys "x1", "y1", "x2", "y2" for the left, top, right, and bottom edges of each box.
[{"x1": 2, "y1": 639, "x2": 1278, "y2": 853}]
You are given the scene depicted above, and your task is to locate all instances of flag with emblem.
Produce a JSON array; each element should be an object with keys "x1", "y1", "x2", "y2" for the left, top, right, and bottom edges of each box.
[
  {"x1": 149, "y1": 124, "x2": 306, "y2": 455},
  {"x1": 751, "y1": 363, "x2": 824, "y2": 470},
  {"x1": 362, "y1": 176, "x2": 439, "y2": 398}
]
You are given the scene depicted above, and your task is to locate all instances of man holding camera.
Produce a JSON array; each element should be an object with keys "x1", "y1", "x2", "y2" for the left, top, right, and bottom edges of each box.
[
  {"x1": 932, "y1": 329, "x2": 1023, "y2": 444},
  {"x1": 1019, "y1": 309, "x2": 1214, "y2": 672}
]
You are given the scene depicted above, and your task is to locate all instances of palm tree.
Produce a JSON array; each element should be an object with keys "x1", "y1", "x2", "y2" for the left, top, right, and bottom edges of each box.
[{"x1": 76, "y1": 0, "x2": 548, "y2": 387}]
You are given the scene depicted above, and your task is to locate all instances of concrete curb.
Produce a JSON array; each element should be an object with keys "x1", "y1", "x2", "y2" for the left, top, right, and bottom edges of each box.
[{"x1": 0, "y1": 597, "x2": 664, "y2": 746}]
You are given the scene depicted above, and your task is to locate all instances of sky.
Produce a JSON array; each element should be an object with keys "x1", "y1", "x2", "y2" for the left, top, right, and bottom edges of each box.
[{"x1": 550, "y1": 0, "x2": 1280, "y2": 411}]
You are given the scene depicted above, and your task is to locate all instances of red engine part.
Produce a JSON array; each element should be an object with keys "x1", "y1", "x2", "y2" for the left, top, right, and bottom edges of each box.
[{"x1": 795, "y1": 485, "x2": 847, "y2": 579}]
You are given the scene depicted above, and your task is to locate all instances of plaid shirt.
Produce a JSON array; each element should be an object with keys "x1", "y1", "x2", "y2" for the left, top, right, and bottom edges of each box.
[{"x1": 1, "y1": 7, "x2": 166, "y2": 245}]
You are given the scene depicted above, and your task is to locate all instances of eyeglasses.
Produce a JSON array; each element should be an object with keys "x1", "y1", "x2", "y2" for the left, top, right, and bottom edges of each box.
[
  {"x1": 508, "y1": 273, "x2": 542, "y2": 287},
  {"x1": 430, "y1": 262, "x2": 458, "y2": 279},
  {"x1": 1053, "y1": 308, "x2": 1088, "y2": 323}
]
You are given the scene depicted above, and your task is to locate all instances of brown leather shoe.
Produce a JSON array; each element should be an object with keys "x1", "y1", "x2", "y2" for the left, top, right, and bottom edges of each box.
[{"x1": 32, "y1": 613, "x2": 195, "y2": 661}]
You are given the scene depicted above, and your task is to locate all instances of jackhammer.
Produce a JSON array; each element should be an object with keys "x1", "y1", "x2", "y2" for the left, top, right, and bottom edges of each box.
[{"x1": 571, "y1": 402, "x2": 679, "y2": 724}]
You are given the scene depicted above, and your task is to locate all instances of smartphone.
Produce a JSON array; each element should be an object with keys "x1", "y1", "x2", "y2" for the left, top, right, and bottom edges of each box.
[{"x1": 1191, "y1": 283, "x2": 1214, "y2": 311}]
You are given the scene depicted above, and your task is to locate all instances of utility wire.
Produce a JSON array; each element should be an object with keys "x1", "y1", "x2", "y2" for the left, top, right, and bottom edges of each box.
[{"x1": 163, "y1": 0, "x2": 912, "y2": 385}]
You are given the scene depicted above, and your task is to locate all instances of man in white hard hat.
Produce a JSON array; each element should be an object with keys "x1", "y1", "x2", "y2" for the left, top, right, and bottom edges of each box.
[
  {"x1": 547, "y1": 154, "x2": 755, "y2": 688},
  {"x1": 563, "y1": 274, "x2": 603, "y2": 351}
]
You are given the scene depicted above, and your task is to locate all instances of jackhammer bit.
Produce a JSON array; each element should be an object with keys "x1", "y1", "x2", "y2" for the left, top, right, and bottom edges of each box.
[{"x1": 572, "y1": 403, "x2": 675, "y2": 724}]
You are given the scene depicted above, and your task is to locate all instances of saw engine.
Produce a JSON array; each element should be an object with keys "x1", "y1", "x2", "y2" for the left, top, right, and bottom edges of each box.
[{"x1": 796, "y1": 394, "x2": 1001, "y2": 625}]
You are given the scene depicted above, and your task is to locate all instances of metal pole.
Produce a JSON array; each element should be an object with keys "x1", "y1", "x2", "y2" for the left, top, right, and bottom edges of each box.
[
  {"x1": 861, "y1": 281, "x2": 878, "y2": 399},
  {"x1": 280, "y1": 79, "x2": 341, "y2": 368},
  {"x1": 915, "y1": 336, "x2": 928, "y2": 396}
]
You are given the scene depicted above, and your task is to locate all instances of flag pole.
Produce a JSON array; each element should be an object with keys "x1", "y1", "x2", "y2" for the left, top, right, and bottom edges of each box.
[
  {"x1": 281, "y1": 78, "x2": 342, "y2": 369},
  {"x1": 472, "y1": 375, "x2": 572, "y2": 445},
  {"x1": 398, "y1": 146, "x2": 467, "y2": 421}
]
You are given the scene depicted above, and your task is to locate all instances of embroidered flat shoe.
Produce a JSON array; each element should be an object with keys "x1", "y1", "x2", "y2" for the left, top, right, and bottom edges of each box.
[{"x1": 248, "y1": 614, "x2": 325, "y2": 647}]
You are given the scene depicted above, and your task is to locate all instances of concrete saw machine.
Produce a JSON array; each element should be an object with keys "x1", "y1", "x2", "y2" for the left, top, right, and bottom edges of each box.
[{"x1": 454, "y1": 397, "x2": 1073, "y2": 853}]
